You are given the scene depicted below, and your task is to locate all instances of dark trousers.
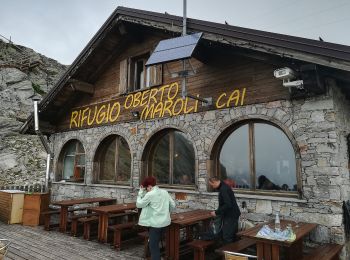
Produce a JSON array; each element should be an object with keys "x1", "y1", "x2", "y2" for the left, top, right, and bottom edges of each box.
[
  {"x1": 222, "y1": 216, "x2": 239, "y2": 244},
  {"x1": 149, "y1": 227, "x2": 164, "y2": 260}
]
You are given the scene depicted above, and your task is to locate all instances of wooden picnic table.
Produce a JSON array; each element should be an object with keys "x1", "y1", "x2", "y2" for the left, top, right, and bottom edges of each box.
[
  {"x1": 88, "y1": 202, "x2": 137, "y2": 243},
  {"x1": 238, "y1": 219, "x2": 317, "y2": 260},
  {"x1": 165, "y1": 209, "x2": 212, "y2": 260},
  {"x1": 53, "y1": 197, "x2": 116, "y2": 233}
]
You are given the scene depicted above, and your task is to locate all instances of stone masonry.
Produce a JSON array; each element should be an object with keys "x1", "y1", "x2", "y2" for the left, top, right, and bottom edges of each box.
[{"x1": 50, "y1": 83, "x2": 350, "y2": 258}]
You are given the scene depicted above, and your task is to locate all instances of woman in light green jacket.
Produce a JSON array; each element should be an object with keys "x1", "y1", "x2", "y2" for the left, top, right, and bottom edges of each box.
[{"x1": 137, "y1": 176, "x2": 175, "y2": 260}]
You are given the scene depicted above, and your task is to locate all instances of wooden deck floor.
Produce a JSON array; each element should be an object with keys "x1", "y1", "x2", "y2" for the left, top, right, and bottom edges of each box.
[{"x1": 0, "y1": 222, "x2": 144, "y2": 260}]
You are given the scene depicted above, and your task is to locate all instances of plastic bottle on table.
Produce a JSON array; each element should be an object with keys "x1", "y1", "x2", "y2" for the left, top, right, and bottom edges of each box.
[{"x1": 275, "y1": 213, "x2": 281, "y2": 232}]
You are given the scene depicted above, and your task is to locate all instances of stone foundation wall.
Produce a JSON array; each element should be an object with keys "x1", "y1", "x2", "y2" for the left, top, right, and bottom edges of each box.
[{"x1": 50, "y1": 84, "x2": 349, "y2": 258}]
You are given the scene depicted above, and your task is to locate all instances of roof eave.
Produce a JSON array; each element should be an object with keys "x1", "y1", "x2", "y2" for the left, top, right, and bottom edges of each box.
[{"x1": 20, "y1": 6, "x2": 350, "y2": 134}]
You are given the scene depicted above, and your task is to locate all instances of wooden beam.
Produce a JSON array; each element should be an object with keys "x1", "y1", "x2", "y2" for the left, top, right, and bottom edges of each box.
[
  {"x1": 69, "y1": 79, "x2": 95, "y2": 94},
  {"x1": 118, "y1": 23, "x2": 128, "y2": 35},
  {"x1": 88, "y1": 35, "x2": 132, "y2": 82},
  {"x1": 50, "y1": 94, "x2": 83, "y2": 125}
]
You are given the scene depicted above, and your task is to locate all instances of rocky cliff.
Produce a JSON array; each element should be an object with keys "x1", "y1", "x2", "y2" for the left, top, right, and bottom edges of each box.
[{"x1": 0, "y1": 39, "x2": 67, "y2": 186}]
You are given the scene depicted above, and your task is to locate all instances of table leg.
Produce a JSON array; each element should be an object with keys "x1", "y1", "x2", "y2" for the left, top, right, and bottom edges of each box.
[
  {"x1": 271, "y1": 244, "x2": 280, "y2": 260},
  {"x1": 165, "y1": 226, "x2": 171, "y2": 259},
  {"x1": 263, "y1": 243, "x2": 272, "y2": 260},
  {"x1": 173, "y1": 225, "x2": 180, "y2": 260},
  {"x1": 257, "y1": 242, "x2": 264, "y2": 260},
  {"x1": 98, "y1": 213, "x2": 109, "y2": 243},
  {"x1": 59, "y1": 206, "x2": 68, "y2": 233},
  {"x1": 257, "y1": 242, "x2": 276, "y2": 260},
  {"x1": 286, "y1": 239, "x2": 303, "y2": 260}
]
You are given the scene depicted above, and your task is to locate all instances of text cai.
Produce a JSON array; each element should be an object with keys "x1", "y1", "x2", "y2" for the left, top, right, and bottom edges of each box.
[{"x1": 69, "y1": 82, "x2": 246, "y2": 129}]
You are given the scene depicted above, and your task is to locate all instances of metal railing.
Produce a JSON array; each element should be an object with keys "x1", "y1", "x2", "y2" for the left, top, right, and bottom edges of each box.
[{"x1": 0, "y1": 183, "x2": 46, "y2": 193}]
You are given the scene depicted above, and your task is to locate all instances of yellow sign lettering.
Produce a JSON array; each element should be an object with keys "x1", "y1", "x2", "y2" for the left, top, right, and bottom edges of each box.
[
  {"x1": 124, "y1": 94, "x2": 133, "y2": 109},
  {"x1": 216, "y1": 93, "x2": 226, "y2": 109},
  {"x1": 96, "y1": 105, "x2": 106, "y2": 124},
  {"x1": 70, "y1": 111, "x2": 79, "y2": 128},
  {"x1": 87, "y1": 106, "x2": 97, "y2": 126},
  {"x1": 68, "y1": 82, "x2": 248, "y2": 129},
  {"x1": 141, "y1": 104, "x2": 155, "y2": 120},
  {"x1": 109, "y1": 102, "x2": 121, "y2": 122}
]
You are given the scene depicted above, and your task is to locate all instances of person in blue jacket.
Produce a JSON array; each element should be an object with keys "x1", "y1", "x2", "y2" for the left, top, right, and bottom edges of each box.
[{"x1": 137, "y1": 176, "x2": 176, "y2": 260}]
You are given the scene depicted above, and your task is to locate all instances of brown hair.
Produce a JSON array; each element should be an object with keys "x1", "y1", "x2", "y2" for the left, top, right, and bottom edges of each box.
[{"x1": 141, "y1": 176, "x2": 157, "y2": 187}]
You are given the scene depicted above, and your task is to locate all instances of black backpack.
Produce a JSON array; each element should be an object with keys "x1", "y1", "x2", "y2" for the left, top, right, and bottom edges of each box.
[{"x1": 198, "y1": 215, "x2": 223, "y2": 240}]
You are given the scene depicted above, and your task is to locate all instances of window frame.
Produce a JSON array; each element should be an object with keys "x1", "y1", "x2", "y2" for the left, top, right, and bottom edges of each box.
[
  {"x1": 214, "y1": 120, "x2": 301, "y2": 198},
  {"x1": 119, "y1": 51, "x2": 163, "y2": 94},
  {"x1": 93, "y1": 135, "x2": 132, "y2": 186},
  {"x1": 57, "y1": 140, "x2": 86, "y2": 183},
  {"x1": 144, "y1": 129, "x2": 196, "y2": 189}
]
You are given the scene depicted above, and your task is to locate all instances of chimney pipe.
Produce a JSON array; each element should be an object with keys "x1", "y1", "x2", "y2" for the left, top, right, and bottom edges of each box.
[{"x1": 33, "y1": 98, "x2": 52, "y2": 192}]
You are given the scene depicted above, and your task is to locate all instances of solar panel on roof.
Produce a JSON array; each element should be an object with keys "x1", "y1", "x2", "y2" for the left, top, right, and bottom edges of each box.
[{"x1": 145, "y1": 32, "x2": 203, "y2": 66}]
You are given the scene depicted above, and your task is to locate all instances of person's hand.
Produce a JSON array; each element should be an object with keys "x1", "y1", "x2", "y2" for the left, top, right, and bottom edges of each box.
[{"x1": 210, "y1": 211, "x2": 216, "y2": 217}]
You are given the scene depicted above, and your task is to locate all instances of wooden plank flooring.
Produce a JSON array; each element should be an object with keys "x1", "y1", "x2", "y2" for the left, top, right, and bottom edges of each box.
[{"x1": 0, "y1": 222, "x2": 144, "y2": 260}]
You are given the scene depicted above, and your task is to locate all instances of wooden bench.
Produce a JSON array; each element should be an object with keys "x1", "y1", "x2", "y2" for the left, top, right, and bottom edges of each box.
[
  {"x1": 109, "y1": 211, "x2": 138, "y2": 224},
  {"x1": 187, "y1": 240, "x2": 215, "y2": 260},
  {"x1": 42, "y1": 206, "x2": 93, "y2": 231},
  {"x1": 74, "y1": 211, "x2": 138, "y2": 240},
  {"x1": 108, "y1": 222, "x2": 137, "y2": 250},
  {"x1": 70, "y1": 213, "x2": 98, "y2": 236},
  {"x1": 78, "y1": 216, "x2": 99, "y2": 240},
  {"x1": 303, "y1": 244, "x2": 343, "y2": 260},
  {"x1": 41, "y1": 210, "x2": 60, "y2": 231}
]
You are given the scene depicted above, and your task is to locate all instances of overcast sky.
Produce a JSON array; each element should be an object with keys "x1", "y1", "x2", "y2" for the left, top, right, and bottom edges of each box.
[{"x1": 1, "y1": 0, "x2": 349, "y2": 65}]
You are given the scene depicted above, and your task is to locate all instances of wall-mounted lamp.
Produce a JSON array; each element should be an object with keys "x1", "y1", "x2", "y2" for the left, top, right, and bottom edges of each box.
[{"x1": 131, "y1": 111, "x2": 140, "y2": 119}]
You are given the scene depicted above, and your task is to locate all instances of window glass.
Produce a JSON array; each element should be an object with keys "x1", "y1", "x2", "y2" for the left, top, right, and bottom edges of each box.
[
  {"x1": 134, "y1": 59, "x2": 145, "y2": 90},
  {"x1": 63, "y1": 155, "x2": 74, "y2": 180},
  {"x1": 173, "y1": 132, "x2": 195, "y2": 185},
  {"x1": 117, "y1": 137, "x2": 131, "y2": 182},
  {"x1": 94, "y1": 135, "x2": 131, "y2": 185},
  {"x1": 151, "y1": 133, "x2": 170, "y2": 184},
  {"x1": 147, "y1": 130, "x2": 195, "y2": 187},
  {"x1": 120, "y1": 55, "x2": 162, "y2": 94},
  {"x1": 59, "y1": 140, "x2": 85, "y2": 183},
  {"x1": 100, "y1": 138, "x2": 116, "y2": 182},
  {"x1": 219, "y1": 124, "x2": 250, "y2": 189},
  {"x1": 217, "y1": 121, "x2": 298, "y2": 194},
  {"x1": 255, "y1": 123, "x2": 297, "y2": 191}
]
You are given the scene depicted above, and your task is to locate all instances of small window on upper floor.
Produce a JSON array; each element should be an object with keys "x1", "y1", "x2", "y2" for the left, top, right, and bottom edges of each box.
[{"x1": 119, "y1": 53, "x2": 162, "y2": 94}]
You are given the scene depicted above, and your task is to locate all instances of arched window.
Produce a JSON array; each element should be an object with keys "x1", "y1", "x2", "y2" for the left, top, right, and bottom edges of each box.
[
  {"x1": 216, "y1": 121, "x2": 298, "y2": 194},
  {"x1": 94, "y1": 135, "x2": 131, "y2": 185},
  {"x1": 145, "y1": 129, "x2": 195, "y2": 187},
  {"x1": 57, "y1": 140, "x2": 85, "y2": 183}
]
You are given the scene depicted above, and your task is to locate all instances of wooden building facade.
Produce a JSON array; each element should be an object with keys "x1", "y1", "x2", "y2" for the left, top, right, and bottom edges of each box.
[{"x1": 21, "y1": 7, "x2": 350, "y2": 258}]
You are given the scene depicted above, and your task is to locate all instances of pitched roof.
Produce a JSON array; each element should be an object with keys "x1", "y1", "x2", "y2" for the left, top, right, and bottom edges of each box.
[{"x1": 20, "y1": 6, "x2": 350, "y2": 134}]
